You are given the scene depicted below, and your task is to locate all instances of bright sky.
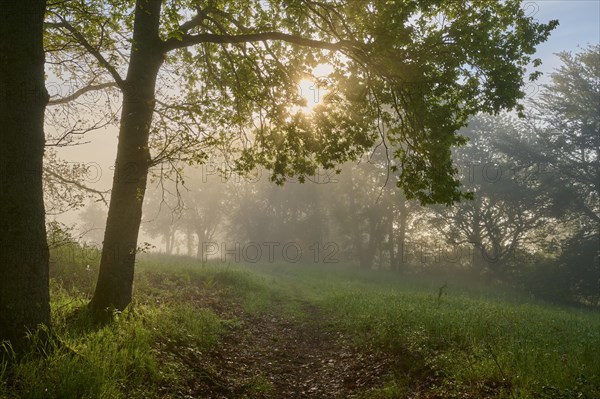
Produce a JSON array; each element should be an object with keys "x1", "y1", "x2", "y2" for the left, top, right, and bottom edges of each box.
[{"x1": 529, "y1": 1, "x2": 600, "y2": 81}]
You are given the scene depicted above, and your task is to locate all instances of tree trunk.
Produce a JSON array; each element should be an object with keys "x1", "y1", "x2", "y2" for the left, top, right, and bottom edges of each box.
[
  {"x1": 360, "y1": 241, "x2": 377, "y2": 270},
  {"x1": 396, "y1": 194, "x2": 407, "y2": 272},
  {"x1": 196, "y1": 235, "x2": 203, "y2": 260},
  {"x1": 388, "y1": 200, "x2": 396, "y2": 270},
  {"x1": 364, "y1": 217, "x2": 384, "y2": 270},
  {"x1": 0, "y1": 0, "x2": 50, "y2": 348},
  {"x1": 186, "y1": 227, "x2": 193, "y2": 257},
  {"x1": 196, "y1": 230, "x2": 206, "y2": 261},
  {"x1": 165, "y1": 227, "x2": 174, "y2": 255},
  {"x1": 89, "y1": 0, "x2": 164, "y2": 316}
]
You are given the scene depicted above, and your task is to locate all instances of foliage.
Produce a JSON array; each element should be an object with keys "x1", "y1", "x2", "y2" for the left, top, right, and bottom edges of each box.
[
  {"x1": 487, "y1": 45, "x2": 600, "y2": 304},
  {"x1": 43, "y1": 0, "x2": 559, "y2": 314},
  {"x1": 45, "y1": 0, "x2": 558, "y2": 205},
  {"x1": 78, "y1": 202, "x2": 108, "y2": 245},
  {"x1": 429, "y1": 114, "x2": 551, "y2": 280}
]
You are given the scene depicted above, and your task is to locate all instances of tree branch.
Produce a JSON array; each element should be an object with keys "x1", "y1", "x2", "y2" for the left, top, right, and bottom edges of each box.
[
  {"x1": 51, "y1": 13, "x2": 125, "y2": 88},
  {"x1": 48, "y1": 82, "x2": 118, "y2": 105},
  {"x1": 178, "y1": 11, "x2": 206, "y2": 33},
  {"x1": 162, "y1": 31, "x2": 354, "y2": 53},
  {"x1": 44, "y1": 168, "x2": 109, "y2": 206}
]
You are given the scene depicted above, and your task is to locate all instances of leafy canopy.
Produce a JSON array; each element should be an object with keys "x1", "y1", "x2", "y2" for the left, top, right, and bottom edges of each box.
[{"x1": 46, "y1": 0, "x2": 557, "y2": 205}]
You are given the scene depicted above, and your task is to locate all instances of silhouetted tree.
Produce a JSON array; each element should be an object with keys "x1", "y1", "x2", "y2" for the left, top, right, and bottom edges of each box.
[
  {"x1": 0, "y1": 0, "x2": 50, "y2": 349},
  {"x1": 431, "y1": 115, "x2": 549, "y2": 280},
  {"x1": 505, "y1": 46, "x2": 599, "y2": 304}
]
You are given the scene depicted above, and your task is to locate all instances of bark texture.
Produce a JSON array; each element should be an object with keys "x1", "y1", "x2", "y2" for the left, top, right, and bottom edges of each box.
[
  {"x1": 89, "y1": 0, "x2": 164, "y2": 315},
  {"x1": 0, "y1": 0, "x2": 50, "y2": 348}
]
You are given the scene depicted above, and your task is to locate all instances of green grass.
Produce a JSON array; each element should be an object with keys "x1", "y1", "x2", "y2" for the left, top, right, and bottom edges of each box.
[
  {"x1": 237, "y1": 262, "x2": 600, "y2": 398},
  {"x1": 0, "y1": 251, "x2": 260, "y2": 398},
  {"x1": 2, "y1": 250, "x2": 599, "y2": 398}
]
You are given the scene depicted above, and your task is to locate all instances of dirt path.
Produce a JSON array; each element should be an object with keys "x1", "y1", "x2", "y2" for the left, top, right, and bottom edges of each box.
[{"x1": 165, "y1": 297, "x2": 399, "y2": 398}]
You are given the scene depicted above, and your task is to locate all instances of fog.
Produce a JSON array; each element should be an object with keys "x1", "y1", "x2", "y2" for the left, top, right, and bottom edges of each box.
[{"x1": 2, "y1": 1, "x2": 599, "y2": 397}]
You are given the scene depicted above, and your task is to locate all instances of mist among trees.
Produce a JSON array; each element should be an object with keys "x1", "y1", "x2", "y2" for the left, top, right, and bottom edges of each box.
[
  {"x1": 134, "y1": 46, "x2": 599, "y2": 307},
  {"x1": 1, "y1": 1, "x2": 598, "y2": 397}
]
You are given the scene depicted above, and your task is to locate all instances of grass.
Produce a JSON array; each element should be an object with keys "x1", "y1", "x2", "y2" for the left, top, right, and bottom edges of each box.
[
  {"x1": 1, "y1": 250, "x2": 262, "y2": 399},
  {"x1": 240, "y1": 262, "x2": 600, "y2": 398},
  {"x1": 1, "y1": 248, "x2": 599, "y2": 398},
  {"x1": 326, "y1": 286, "x2": 599, "y2": 398}
]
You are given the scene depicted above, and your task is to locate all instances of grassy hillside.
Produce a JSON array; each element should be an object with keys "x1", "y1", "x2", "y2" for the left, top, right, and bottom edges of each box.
[
  {"x1": 1, "y1": 250, "x2": 598, "y2": 398},
  {"x1": 244, "y1": 262, "x2": 600, "y2": 398}
]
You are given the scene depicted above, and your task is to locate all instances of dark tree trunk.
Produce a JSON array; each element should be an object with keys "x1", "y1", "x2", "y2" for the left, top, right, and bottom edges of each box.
[
  {"x1": 359, "y1": 241, "x2": 377, "y2": 270},
  {"x1": 89, "y1": 0, "x2": 164, "y2": 316},
  {"x1": 364, "y1": 218, "x2": 383, "y2": 270},
  {"x1": 196, "y1": 230, "x2": 206, "y2": 261},
  {"x1": 0, "y1": 0, "x2": 50, "y2": 348},
  {"x1": 388, "y1": 217, "x2": 395, "y2": 270},
  {"x1": 353, "y1": 227, "x2": 368, "y2": 269},
  {"x1": 357, "y1": 248, "x2": 371, "y2": 269}
]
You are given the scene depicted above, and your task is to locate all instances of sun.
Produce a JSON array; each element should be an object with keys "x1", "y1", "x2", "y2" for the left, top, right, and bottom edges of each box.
[
  {"x1": 297, "y1": 78, "x2": 322, "y2": 112},
  {"x1": 294, "y1": 63, "x2": 334, "y2": 114}
]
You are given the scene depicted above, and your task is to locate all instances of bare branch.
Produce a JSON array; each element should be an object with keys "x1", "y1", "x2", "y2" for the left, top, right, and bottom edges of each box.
[
  {"x1": 45, "y1": 168, "x2": 109, "y2": 206},
  {"x1": 50, "y1": 13, "x2": 125, "y2": 88},
  {"x1": 48, "y1": 81, "x2": 118, "y2": 105}
]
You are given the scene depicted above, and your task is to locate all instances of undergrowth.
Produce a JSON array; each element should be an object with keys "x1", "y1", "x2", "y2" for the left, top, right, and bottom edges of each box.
[{"x1": 1, "y1": 249, "x2": 598, "y2": 398}]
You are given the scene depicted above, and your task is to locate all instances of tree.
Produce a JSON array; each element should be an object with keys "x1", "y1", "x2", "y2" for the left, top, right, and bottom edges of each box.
[
  {"x1": 43, "y1": 151, "x2": 108, "y2": 216},
  {"x1": 0, "y1": 0, "x2": 50, "y2": 348},
  {"x1": 328, "y1": 156, "x2": 391, "y2": 269},
  {"x1": 225, "y1": 170, "x2": 333, "y2": 263},
  {"x1": 179, "y1": 172, "x2": 229, "y2": 260},
  {"x1": 141, "y1": 167, "x2": 229, "y2": 258},
  {"x1": 531, "y1": 46, "x2": 599, "y2": 235},
  {"x1": 142, "y1": 184, "x2": 182, "y2": 255},
  {"x1": 79, "y1": 202, "x2": 108, "y2": 245},
  {"x1": 47, "y1": 1, "x2": 557, "y2": 316},
  {"x1": 498, "y1": 46, "x2": 599, "y2": 304},
  {"x1": 430, "y1": 114, "x2": 549, "y2": 280}
]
